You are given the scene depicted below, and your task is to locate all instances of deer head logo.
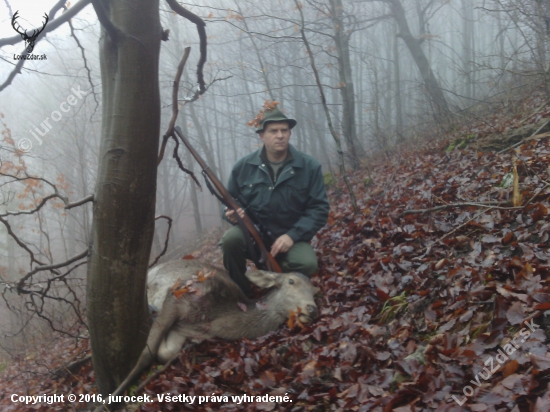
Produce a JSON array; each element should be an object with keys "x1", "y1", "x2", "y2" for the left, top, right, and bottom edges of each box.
[{"x1": 11, "y1": 11, "x2": 49, "y2": 54}]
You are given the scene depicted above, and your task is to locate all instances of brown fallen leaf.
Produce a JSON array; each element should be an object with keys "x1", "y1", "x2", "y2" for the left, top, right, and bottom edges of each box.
[
  {"x1": 435, "y1": 258, "x2": 448, "y2": 270},
  {"x1": 503, "y1": 359, "x2": 519, "y2": 377},
  {"x1": 502, "y1": 231, "x2": 515, "y2": 244}
]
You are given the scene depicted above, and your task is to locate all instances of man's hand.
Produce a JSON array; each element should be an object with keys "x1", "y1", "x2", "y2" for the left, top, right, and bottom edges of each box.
[
  {"x1": 270, "y1": 234, "x2": 294, "y2": 257},
  {"x1": 225, "y1": 207, "x2": 245, "y2": 224}
]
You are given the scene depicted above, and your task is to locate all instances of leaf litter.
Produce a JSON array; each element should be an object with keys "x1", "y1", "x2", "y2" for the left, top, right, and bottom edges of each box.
[{"x1": 1, "y1": 102, "x2": 550, "y2": 411}]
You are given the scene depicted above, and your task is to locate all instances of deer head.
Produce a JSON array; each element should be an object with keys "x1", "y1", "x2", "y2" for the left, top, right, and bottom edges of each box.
[{"x1": 12, "y1": 11, "x2": 49, "y2": 54}]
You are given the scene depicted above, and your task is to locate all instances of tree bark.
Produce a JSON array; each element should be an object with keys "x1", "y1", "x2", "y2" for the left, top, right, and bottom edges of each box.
[
  {"x1": 393, "y1": 19, "x2": 404, "y2": 139},
  {"x1": 386, "y1": 0, "x2": 451, "y2": 123},
  {"x1": 180, "y1": 112, "x2": 203, "y2": 234},
  {"x1": 329, "y1": 0, "x2": 365, "y2": 168},
  {"x1": 189, "y1": 103, "x2": 219, "y2": 177},
  {"x1": 87, "y1": 0, "x2": 161, "y2": 395}
]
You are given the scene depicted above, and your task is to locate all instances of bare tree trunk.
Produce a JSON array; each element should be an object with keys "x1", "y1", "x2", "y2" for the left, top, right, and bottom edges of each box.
[
  {"x1": 295, "y1": 0, "x2": 359, "y2": 214},
  {"x1": 87, "y1": 0, "x2": 161, "y2": 395},
  {"x1": 384, "y1": 22, "x2": 393, "y2": 137},
  {"x1": 386, "y1": 0, "x2": 451, "y2": 123},
  {"x1": 329, "y1": 0, "x2": 365, "y2": 169},
  {"x1": 188, "y1": 103, "x2": 218, "y2": 176},
  {"x1": 393, "y1": 20, "x2": 404, "y2": 140},
  {"x1": 497, "y1": 8, "x2": 506, "y2": 83},
  {"x1": 210, "y1": 96, "x2": 225, "y2": 185},
  {"x1": 461, "y1": 0, "x2": 474, "y2": 102},
  {"x1": 180, "y1": 112, "x2": 203, "y2": 234},
  {"x1": 292, "y1": 63, "x2": 304, "y2": 152}
]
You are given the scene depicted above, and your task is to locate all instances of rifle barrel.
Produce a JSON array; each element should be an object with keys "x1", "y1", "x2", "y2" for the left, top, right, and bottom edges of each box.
[{"x1": 174, "y1": 126, "x2": 282, "y2": 273}]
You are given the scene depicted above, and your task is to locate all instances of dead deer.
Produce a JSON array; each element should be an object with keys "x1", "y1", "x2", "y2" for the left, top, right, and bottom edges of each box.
[{"x1": 111, "y1": 259, "x2": 318, "y2": 397}]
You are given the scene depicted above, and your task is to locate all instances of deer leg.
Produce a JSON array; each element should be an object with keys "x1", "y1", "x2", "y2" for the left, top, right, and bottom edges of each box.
[{"x1": 157, "y1": 328, "x2": 187, "y2": 363}]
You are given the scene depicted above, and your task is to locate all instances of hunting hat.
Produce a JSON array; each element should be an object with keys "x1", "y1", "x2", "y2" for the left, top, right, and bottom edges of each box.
[{"x1": 256, "y1": 107, "x2": 297, "y2": 133}]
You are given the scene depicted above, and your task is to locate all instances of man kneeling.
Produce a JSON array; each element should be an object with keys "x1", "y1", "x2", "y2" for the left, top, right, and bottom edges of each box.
[{"x1": 221, "y1": 106, "x2": 330, "y2": 295}]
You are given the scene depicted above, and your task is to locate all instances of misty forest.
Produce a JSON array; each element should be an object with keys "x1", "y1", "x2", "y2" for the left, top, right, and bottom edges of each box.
[{"x1": 1, "y1": 0, "x2": 550, "y2": 410}]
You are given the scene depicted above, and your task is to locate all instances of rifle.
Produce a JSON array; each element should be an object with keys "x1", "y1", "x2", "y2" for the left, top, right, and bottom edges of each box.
[
  {"x1": 236, "y1": 194, "x2": 276, "y2": 247},
  {"x1": 174, "y1": 126, "x2": 282, "y2": 273}
]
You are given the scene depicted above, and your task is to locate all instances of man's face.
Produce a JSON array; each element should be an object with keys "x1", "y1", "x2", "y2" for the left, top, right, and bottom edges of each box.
[{"x1": 259, "y1": 121, "x2": 291, "y2": 157}]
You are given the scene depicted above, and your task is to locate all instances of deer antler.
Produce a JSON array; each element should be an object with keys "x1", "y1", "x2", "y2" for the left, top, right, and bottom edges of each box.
[
  {"x1": 31, "y1": 13, "x2": 49, "y2": 39},
  {"x1": 11, "y1": 11, "x2": 26, "y2": 37}
]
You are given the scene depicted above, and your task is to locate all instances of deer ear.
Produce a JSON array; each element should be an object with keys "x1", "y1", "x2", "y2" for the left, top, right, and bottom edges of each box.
[{"x1": 245, "y1": 270, "x2": 280, "y2": 289}]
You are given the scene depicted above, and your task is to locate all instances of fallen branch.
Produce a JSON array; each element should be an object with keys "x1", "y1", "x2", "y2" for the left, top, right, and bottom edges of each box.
[
  {"x1": 417, "y1": 207, "x2": 494, "y2": 257},
  {"x1": 498, "y1": 118, "x2": 550, "y2": 154},
  {"x1": 52, "y1": 355, "x2": 92, "y2": 379},
  {"x1": 398, "y1": 201, "x2": 516, "y2": 217},
  {"x1": 133, "y1": 352, "x2": 180, "y2": 395},
  {"x1": 400, "y1": 183, "x2": 549, "y2": 218}
]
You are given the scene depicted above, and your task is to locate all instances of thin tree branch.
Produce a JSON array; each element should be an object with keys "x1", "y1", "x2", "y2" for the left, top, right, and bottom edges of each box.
[
  {"x1": 48, "y1": 0, "x2": 70, "y2": 19},
  {"x1": 1, "y1": 193, "x2": 66, "y2": 217},
  {"x1": 158, "y1": 47, "x2": 191, "y2": 165},
  {"x1": 177, "y1": 75, "x2": 233, "y2": 104},
  {"x1": 0, "y1": 216, "x2": 45, "y2": 266},
  {"x1": 67, "y1": 15, "x2": 99, "y2": 118},
  {"x1": 0, "y1": 0, "x2": 92, "y2": 48},
  {"x1": 166, "y1": 0, "x2": 207, "y2": 94},
  {"x1": 3, "y1": 0, "x2": 13, "y2": 19},
  {"x1": 156, "y1": 46, "x2": 202, "y2": 190},
  {"x1": 16, "y1": 250, "x2": 89, "y2": 294},
  {"x1": 1, "y1": 0, "x2": 82, "y2": 91},
  {"x1": 172, "y1": 135, "x2": 202, "y2": 188},
  {"x1": 149, "y1": 215, "x2": 173, "y2": 268},
  {"x1": 0, "y1": 172, "x2": 93, "y2": 212},
  {"x1": 65, "y1": 195, "x2": 94, "y2": 210},
  {"x1": 0, "y1": 56, "x2": 26, "y2": 93}
]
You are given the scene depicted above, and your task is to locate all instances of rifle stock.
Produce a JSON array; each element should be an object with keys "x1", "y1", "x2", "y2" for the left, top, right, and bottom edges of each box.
[{"x1": 174, "y1": 126, "x2": 282, "y2": 273}]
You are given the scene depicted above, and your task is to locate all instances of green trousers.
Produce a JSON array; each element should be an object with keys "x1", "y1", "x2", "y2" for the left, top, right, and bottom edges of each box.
[{"x1": 220, "y1": 225, "x2": 318, "y2": 295}]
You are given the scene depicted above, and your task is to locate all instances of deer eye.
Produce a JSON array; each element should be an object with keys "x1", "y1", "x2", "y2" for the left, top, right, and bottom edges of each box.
[{"x1": 288, "y1": 278, "x2": 295, "y2": 285}]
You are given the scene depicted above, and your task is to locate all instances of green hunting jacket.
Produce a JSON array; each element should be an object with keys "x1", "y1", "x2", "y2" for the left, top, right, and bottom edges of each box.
[{"x1": 225, "y1": 144, "x2": 329, "y2": 243}]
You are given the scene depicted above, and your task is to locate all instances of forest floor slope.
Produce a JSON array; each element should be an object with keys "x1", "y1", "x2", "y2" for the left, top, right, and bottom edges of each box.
[{"x1": 1, "y1": 93, "x2": 550, "y2": 411}]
